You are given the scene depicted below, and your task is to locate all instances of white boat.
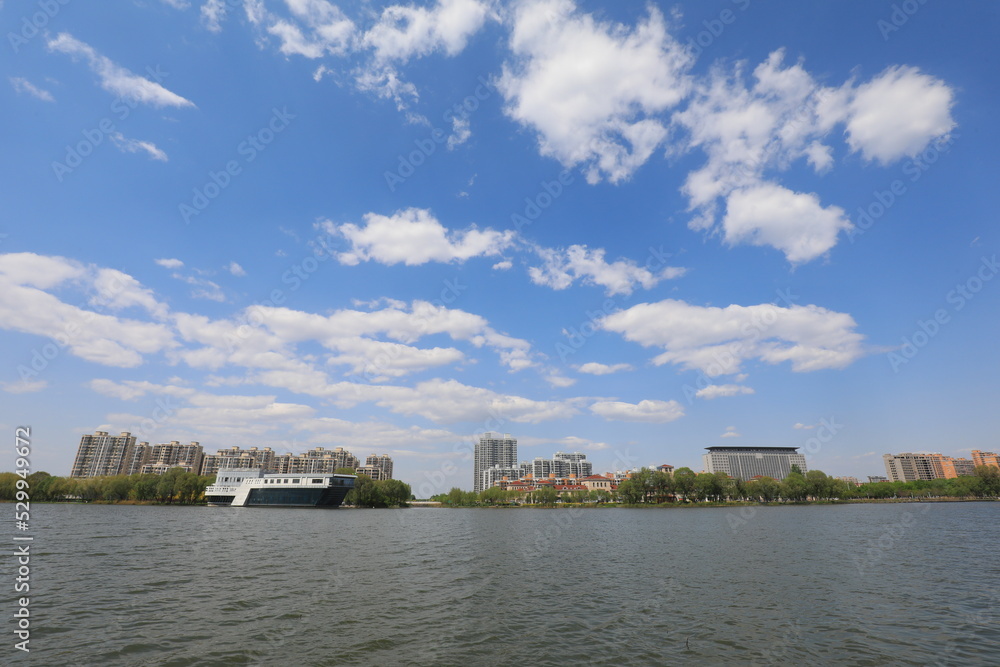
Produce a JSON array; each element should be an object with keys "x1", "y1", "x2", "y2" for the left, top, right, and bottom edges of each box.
[{"x1": 204, "y1": 469, "x2": 356, "y2": 507}]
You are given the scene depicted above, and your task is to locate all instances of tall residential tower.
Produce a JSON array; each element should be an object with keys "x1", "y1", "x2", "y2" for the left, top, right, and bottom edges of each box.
[{"x1": 474, "y1": 432, "x2": 517, "y2": 493}]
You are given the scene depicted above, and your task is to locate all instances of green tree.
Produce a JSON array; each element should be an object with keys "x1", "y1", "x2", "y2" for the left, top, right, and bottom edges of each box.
[
  {"x1": 673, "y1": 467, "x2": 696, "y2": 502},
  {"x1": 533, "y1": 485, "x2": 559, "y2": 505},
  {"x1": 615, "y1": 478, "x2": 644, "y2": 505}
]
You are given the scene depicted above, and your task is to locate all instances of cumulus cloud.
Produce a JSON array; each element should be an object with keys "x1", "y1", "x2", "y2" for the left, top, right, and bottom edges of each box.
[
  {"x1": 227, "y1": 261, "x2": 247, "y2": 277},
  {"x1": 363, "y1": 0, "x2": 489, "y2": 63},
  {"x1": 266, "y1": 0, "x2": 356, "y2": 58},
  {"x1": 590, "y1": 399, "x2": 684, "y2": 423},
  {"x1": 0, "y1": 253, "x2": 176, "y2": 367},
  {"x1": 721, "y1": 183, "x2": 850, "y2": 264},
  {"x1": 499, "y1": 0, "x2": 691, "y2": 183},
  {"x1": 326, "y1": 208, "x2": 515, "y2": 265},
  {"x1": 576, "y1": 362, "x2": 632, "y2": 375},
  {"x1": 155, "y1": 258, "x2": 184, "y2": 269},
  {"x1": 844, "y1": 65, "x2": 955, "y2": 164},
  {"x1": 695, "y1": 384, "x2": 755, "y2": 400},
  {"x1": 527, "y1": 244, "x2": 685, "y2": 295},
  {"x1": 671, "y1": 51, "x2": 955, "y2": 262},
  {"x1": 46, "y1": 33, "x2": 195, "y2": 108},
  {"x1": 601, "y1": 298, "x2": 865, "y2": 376},
  {"x1": 720, "y1": 426, "x2": 740, "y2": 438},
  {"x1": 1, "y1": 379, "x2": 48, "y2": 394}
]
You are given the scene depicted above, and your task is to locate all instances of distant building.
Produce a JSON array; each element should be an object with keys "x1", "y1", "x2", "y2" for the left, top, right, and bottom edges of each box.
[
  {"x1": 201, "y1": 446, "x2": 362, "y2": 477},
  {"x1": 972, "y1": 450, "x2": 1000, "y2": 470},
  {"x1": 657, "y1": 464, "x2": 674, "y2": 475},
  {"x1": 474, "y1": 432, "x2": 517, "y2": 493},
  {"x1": 362, "y1": 454, "x2": 394, "y2": 480},
  {"x1": 836, "y1": 476, "x2": 860, "y2": 487},
  {"x1": 867, "y1": 476, "x2": 889, "y2": 484},
  {"x1": 200, "y1": 447, "x2": 277, "y2": 476},
  {"x1": 139, "y1": 441, "x2": 204, "y2": 475},
  {"x1": 883, "y1": 452, "x2": 979, "y2": 482},
  {"x1": 702, "y1": 447, "x2": 807, "y2": 482},
  {"x1": 518, "y1": 452, "x2": 592, "y2": 480},
  {"x1": 71, "y1": 431, "x2": 139, "y2": 478}
]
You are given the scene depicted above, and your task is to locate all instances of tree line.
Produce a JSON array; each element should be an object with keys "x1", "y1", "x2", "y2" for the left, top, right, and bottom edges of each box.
[
  {"x1": 340, "y1": 470, "x2": 413, "y2": 508},
  {"x1": 0, "y1": 468, "x2": 414, "y2": 507},
  {"x1": 430, "y1": 465, "x2": 1000, "y2": 506},
  {"x1": 0, "y1": 468, "x2": 212, "y2": 504}
]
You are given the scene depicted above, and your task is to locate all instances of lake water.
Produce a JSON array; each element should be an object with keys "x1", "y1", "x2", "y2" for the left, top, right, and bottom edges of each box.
[{"x1": 5, "y1": 502, "x2": 1000, "y2": 665}]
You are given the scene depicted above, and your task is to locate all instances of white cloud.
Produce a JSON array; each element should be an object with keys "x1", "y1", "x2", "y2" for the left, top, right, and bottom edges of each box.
[
  {"x1": 155, "y1": 258, "x2": 184, "y2": 269},
  {"x1": 227, "y1": 261, "x2": 247, "y2": 277},
  {"x1": 576, "y1": 362, "x2": 632, "y2": 375},
  {"x1": 363, "y1": 0, "x2": 489, "y2": 63},
  {"x1": 10, "y1": 77, "x2": 54, "y2": 102},
  {"x1": 601, "y1": 298, "x2": 865, "y2": 376},
  {"x1": 844, "y1": 65, "x2": 956, "y2": 164},
  {"x1": 492, "y1": 260, "x2": 513, "y2": 271},
  {"x1": 1, "y1": 379, "x2": 48, "y2": 394},
  {"x1": 327, "y1": 208, "x2": 515, "y2": 265},
  {"x1": 528, "y1": 244, "x2": 685, "y2": 295},
  {"x1": 267, "y1": 0, "x2": 356, "y2": 58},
  {"x1": 696, "y1": 384, "x2": 755, "y2": 400},
  {"x1": 0, "y1": 253, "x2": 176, "y2": 367},
  {"x1": 672, "y1": 51, "x2": 955, "y2": 261},
  {"x1": 590, "y1": 399, "x2": 684, "y2": 423},
  {"x1": 46, "y1": 33, "x2": 195, "y2": 108},
  {"x1": 722, "y1": 182, "x2": 850, "y2": 264},
  {"x1": 499, "y1": 0, "x2": 691, "y2": 183},
  {"x1": 110, "y1": 132, "x2": 169, "y2": 162},
  {"x1": 545, "y1": 373, "x2": 576, "y2": 388},
  {"x1": 200, "y1": 0, "x2": 228, "y2": 32},
  {"x1": 720, "y1": 426, "x2": 740, "y2": 438}
]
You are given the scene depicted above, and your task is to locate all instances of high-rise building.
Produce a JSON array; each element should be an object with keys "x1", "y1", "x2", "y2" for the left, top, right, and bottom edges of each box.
[
  {"x1": 71, "y1": 431, "x2": 139, "y2": 478},
  {"x1": 200, "y1": 446, "x2": 363, "y2": 477},
  {"x1": 474, "y1": 432, "x2": 517, "y2": 493},
  {"x1": 200, "y1": 447, "x2": 277, "y2": 476},
  {"x1": 139, "y1": 441, "x2": 204, "y2": 475},
  {"x1": 972, "y1": 450, "x2": 1000, "y2": 469},
  {"x1": 702, "y1": 446, "x2": 807, "y2": 482},
  {"x1": 364, "y1": 454, "x2": 394, "y2": 480},
  {"x1": 519, "y1": 452, "x2": 592, "y2": 480},
  {"x1": 883, "y1": 452, "x2": 979, "y2": 482}
]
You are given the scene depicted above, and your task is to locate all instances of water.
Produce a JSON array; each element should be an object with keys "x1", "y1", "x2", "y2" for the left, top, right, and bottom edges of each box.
[{"x1": 6, "y1": 502, "x2": 999, "y2": 665}]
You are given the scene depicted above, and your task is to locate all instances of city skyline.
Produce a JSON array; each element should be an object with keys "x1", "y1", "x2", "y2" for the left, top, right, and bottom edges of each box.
[{"x1": 2, "y1": 2, "x2": 999, "y2": 494}]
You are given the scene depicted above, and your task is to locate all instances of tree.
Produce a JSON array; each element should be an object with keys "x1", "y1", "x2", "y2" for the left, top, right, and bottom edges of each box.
[
  {"x1": 533, "y1": 486, "x2": 559, "y2": 505},
  {"x1": 673, "y1": 467, "x2": 696, "y2": 502},
  {"x1": 781, "y1": 472, "x2": 809, "y2": 501},
  {"x1": 378, "y1": 479, "x2": 412, "y2": 507},
  {"x1": 615, "y1": 478, "x2": 644, "y2": 505}
]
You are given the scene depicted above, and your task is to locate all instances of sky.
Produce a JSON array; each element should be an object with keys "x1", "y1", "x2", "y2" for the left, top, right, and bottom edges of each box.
[{"x1": 1, "y1": 0, "x2": 998, "y2": 494}]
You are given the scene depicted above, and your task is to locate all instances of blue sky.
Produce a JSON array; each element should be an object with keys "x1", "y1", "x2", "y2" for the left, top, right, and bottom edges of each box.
[{"x1": 2, "y1": 0, "x2": 998, "y2": 492}]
